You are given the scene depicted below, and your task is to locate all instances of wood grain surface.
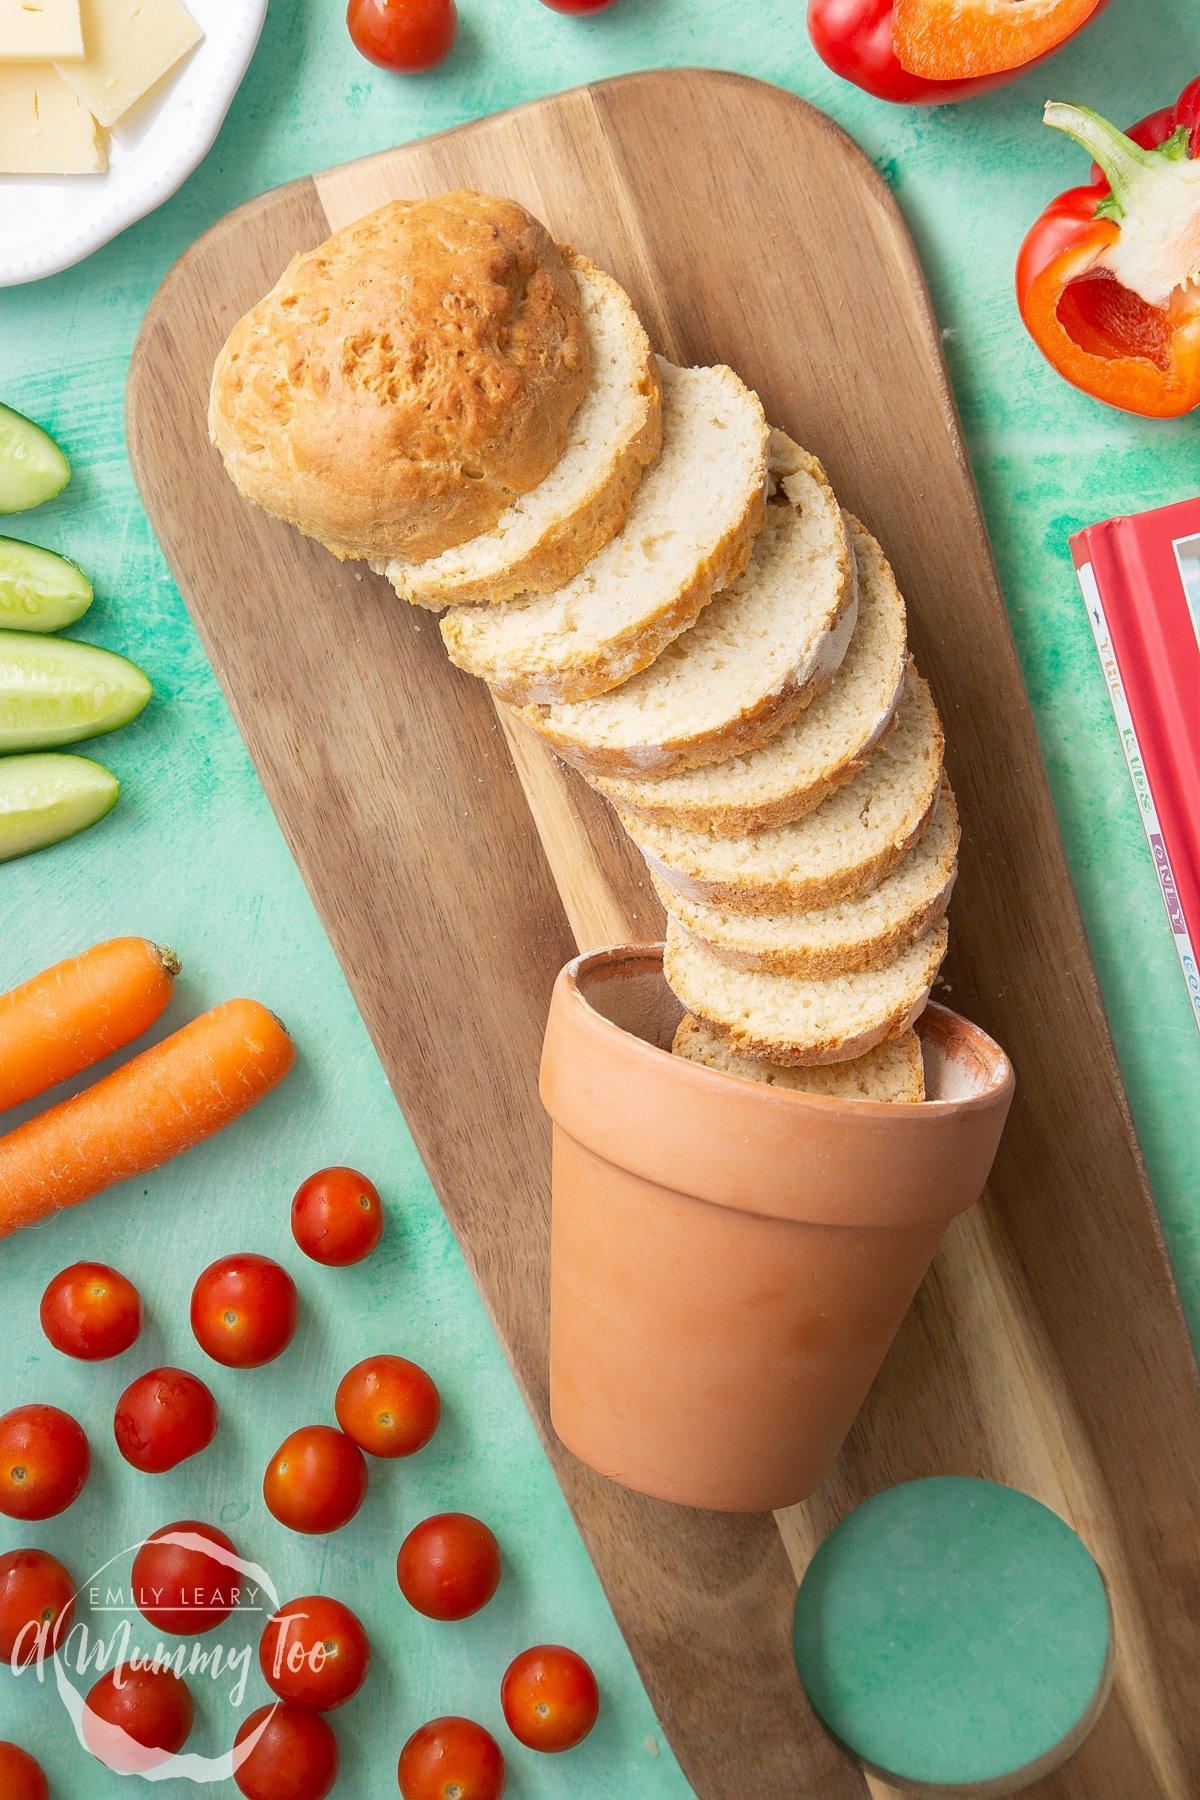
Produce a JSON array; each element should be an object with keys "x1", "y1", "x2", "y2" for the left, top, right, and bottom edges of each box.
[{"x1": 127, "y1": 71, "x2": 1200, "y2": 1798}]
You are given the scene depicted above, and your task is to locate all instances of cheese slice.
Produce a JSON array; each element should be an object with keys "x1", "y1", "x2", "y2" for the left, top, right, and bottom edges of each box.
[
  {"x1": 0, "y1": 0, "x2": 84, "y2": 59},
  {"x1": 53, "y1": 0, "x2": 203, "y2": 128},
  {"x1": 0, "y1": 64, "x2": 107, "y2": 174}
]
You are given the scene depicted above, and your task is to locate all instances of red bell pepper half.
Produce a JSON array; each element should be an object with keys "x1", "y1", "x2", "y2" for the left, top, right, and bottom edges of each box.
[
  {"x1": 1017, "y1": 79, "x2": 1200, "y2": 418},
  {"x1": 808, "y1": 0, "x2": 1109, "y2": 105}
]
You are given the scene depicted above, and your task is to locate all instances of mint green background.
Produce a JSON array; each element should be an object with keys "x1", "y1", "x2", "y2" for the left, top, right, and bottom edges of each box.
[
  {"x1": 1, "y1": 2, "x2": 1198, "y2": 1793},
  {"x1": 793, "y1": 1478, "x2": 1111, "y2": 1784}
]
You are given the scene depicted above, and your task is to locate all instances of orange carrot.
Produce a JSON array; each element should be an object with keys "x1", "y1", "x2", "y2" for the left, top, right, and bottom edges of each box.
[
  {"x1": 0, "y1": 937, "x2": 181, "y2": 1115},
  {"x1": 0, "y1": 998, "x2": 294, "y2": 1238}
]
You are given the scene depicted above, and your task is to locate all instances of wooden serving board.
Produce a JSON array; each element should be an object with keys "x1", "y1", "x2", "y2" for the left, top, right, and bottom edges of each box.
[{"x1": 128, "y1": 71, "x2": 1200, "y2": 1798}]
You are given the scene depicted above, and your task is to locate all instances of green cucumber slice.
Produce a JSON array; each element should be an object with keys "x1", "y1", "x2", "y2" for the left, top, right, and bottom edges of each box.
[
  {"x1": 0, "y1": 537, "x2": 93, "y2": 633},
  {"x1": 0, "y1": 634, "x2": 151, "y2": 752},
  {"x1": 0, "y1": 753, "x2": 118, "y2": 863},
  {"x1": 0, "y1": 403, "x2": 71, "y2": 514}
]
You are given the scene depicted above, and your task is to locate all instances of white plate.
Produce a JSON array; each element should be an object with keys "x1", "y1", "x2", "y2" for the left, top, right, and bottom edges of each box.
[{"x1": 0, "y1": 0, "x2": 268, "y2": 288}]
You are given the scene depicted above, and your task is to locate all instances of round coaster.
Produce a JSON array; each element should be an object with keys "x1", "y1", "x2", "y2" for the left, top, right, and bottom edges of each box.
[{"x1": 793, "y1": 1478, "x2": 1112, "y2": 1795}]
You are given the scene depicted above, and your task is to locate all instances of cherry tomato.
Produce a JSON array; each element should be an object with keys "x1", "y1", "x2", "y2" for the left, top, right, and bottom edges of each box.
[
  {"x1": 291, "y1": 1165, "x2": 384, "y2": 1266},
  {"x1": 396, "y1": 1513, "x2": 501, "y2": 1621},
  {"x1": 264, "y1": 1426, "x2": 368, "y2": 1535},
  {"x1": 540, "y1": 0, "x2": 619, "y2": 12},
  {"x1": 501, "y1": 1644, "x2": 600, "y2": 1752},
  {"x1": 234, "y1": 1702, "x2": 339, "y2": 1800},
  {"x1": 114, "y1": 1367, "x2": 218, "y2": 1473},
  {"x1": 190, "y1": 1254, "x2": 299, "y2": 1368},
  {"x1": 132, "y1": 1521, "x2": 242, "y2": 1637},
  {"x1": 347, "y1": 0, "x2": 457, "y2": 73},
  {"x1": 83, "y1": 1664, "x2": 193, "y2": 1775},
  {"x1": 0, "y1": 1404, "x2": 89, "y2": 1520},
  {"x1": 40, "y1": 1261, "x2": 143, "y2": 1361},
  {"x1": 259, "y1": 1594, "x2": 370, "y2": 1712},
  {"x1": 335, "y1": 1355, "x2": 440, "y2": 1459},
  {"x1": 398, "y1": 1717, "x2": 505, "y2": 1800},
  {"x1": 0, "y1": 1548, "x2": 75, "y2": 1668},
  {"x1": 0, "y1": 1743, "x2": 48, "y2": 1800}
]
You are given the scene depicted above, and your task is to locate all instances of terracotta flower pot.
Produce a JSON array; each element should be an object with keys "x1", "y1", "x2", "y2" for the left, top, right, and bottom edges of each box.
[{"x1": 540, "y1": 945, "x2": 1014, "y2": 1513}]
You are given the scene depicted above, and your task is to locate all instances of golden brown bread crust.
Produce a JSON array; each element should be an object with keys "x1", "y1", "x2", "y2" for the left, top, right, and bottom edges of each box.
[
  {"x1": 597, "y1": 700, "x2": 903, "y2": 838},
  {"x1": 671, "y1": 1014, "x2": 927, "y2": 1100},
  {"x1": 208, "y1": 191, "x2": 590, "y2": 563},
  {"x1": 669, "y1": 995, "x2": 936, "y2": 1069},
  {"x1": 662, "y1": 920, "x2": 949, "y2": 1067},
  {"x1": 385, "y1": 256, "x2": 664, "y2": 610},
  {"x1": 488, "y1": 479, "x2": 767, "y2": 710},
  {"x1": 651, "y1": 795, "x2": 959, "y2": 978},
  {"x1": 595, "y1": 512, "x2": 909, "y2": 833},
  {"x1": 630, "y1": 788, "x2": 939, "y2": 915},
  {"x1": 665, "y1": 877, "x2": 955, "y2": 979},
  {"x1": 391, "y1": 358, "x2": 659, "y2": 609}
]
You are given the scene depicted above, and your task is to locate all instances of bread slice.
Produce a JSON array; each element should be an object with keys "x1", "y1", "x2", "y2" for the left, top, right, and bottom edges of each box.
[
  {"x1": 672, "y1": 1014, "x2": 926, "y2": 1102},
  {"x1": 623, "y1": 670, "x2": 944, "y2": 913},
  {"x1": 597, "y1": 514, "x2": 907, "y2": 833},
  {"x1": 657, "y1": 781, "x2": 958, "y2": 976},
  {"x1": 440, "y1": 360, "x2": 769, "y2": 702},
  {"x1": 511, "y1": 431, "x2": 856, "y2": 774},
  {"x1": 379, "y1": 254, "x2": 662, "y2": 609},
  {"x1": 663, "y1": 915, "x2": 949, "y2": 1066}
]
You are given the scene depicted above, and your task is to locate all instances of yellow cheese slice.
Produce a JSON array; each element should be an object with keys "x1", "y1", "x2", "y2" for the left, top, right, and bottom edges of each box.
[
  {"x1": 0, "y1": 0, "x2": 84, "y2": 59},
  {"x1": 53, "y1": 0, "x2": 203, "y2": 129},
  {"x1": 0, "y1": 64, "x2": 107, "y2": 174}
]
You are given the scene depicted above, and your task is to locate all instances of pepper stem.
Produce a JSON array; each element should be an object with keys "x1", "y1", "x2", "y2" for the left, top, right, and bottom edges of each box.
[{"x1": 1043, "y1": 101, "x2": 1162, "y2": 221}]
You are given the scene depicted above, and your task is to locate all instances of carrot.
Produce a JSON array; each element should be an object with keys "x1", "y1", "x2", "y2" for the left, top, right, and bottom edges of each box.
[
  {"x1": 0, "y1": 998, "x2": 295, "y2": 1238},
  {"x1": 0, "y1": 937, "x2": 181, "y2": 1114}
]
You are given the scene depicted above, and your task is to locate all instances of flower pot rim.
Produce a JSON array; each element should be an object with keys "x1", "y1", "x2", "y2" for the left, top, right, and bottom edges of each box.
[{"x1": 558, "y1": 942, "x2": 1014, "y2": 1122}]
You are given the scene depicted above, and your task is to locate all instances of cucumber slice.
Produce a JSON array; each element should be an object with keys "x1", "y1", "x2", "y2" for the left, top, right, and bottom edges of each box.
[
  {"x1": 0, "y1": 753, "x2": 118, "y2": 863},
  {"x1": 0, "y1": 403, "x2": 70, "y2": 514},
  {"x1": 0, "y1": 634, "x2": 151, "y2": 752},
  {"x1": 0, "y1": 537, "x2": 93, "y2": 633}
]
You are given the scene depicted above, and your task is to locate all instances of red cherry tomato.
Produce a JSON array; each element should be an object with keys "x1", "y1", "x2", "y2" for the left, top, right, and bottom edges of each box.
[
  {"x1": 540, "y1": 0, "x2": 618, "y2": 11},
  {"x1": 398, "y1": 1717, "x2": 505, "y2": 1800},
  {"x1": 40, "y1": 1261, "x2": 143, "y2": 1361},
  {"x1": 132, "y1": 1522, "x2": 242, "y2": 1637},
  {"x1": 334, "y1": 1355, "x2": 440, "y2": 1459},
  {"x1": 83, "y1": 1664, "x2": 193, "y2": 1775},
  {"x1": 501, "y1": 1644, "x2": 600, "y2": 1752},
  {"x1": 0, "y1": 1548, "x2": 76, "y2": 1667},
  {"x1": 114, "y1": 1367, "x2": 218, "y2": 1474},
  {"x1": 234, "y1": 1702, "x2": 340, "y2": 1800},
  {"x1": 346, "y1": 0, "x2": 456, "y2": 73},
  {"x1": 264, "y1": 1426, "x2": 368, "y2": 1535},
  {"x1": 190, "y1": 1254, "x2": 299, "y2": 1368},
  {"x1": 259, "y1": 1594, "x2": 370, "y2": 1712},
  {"x1": 0, "y1": 1404, "x2": 89, "y2": 1520},
  {"x1": 0, "y1": 1743, "x2": 48, "y2": 1800},
  {"x1": 291, "y1": 1166, "x2": 384, "y2": 1266},
  {"x1": 396, "y1": 1513, "x2": 501, "y2": 1621}
]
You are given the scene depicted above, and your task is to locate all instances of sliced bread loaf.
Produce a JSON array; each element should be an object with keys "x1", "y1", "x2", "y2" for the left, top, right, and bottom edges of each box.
[
  {"x1": 657, "y1": 781, "x2": 958, "y2": 976},
  {"x1": 596, "y1": 514, "x2": 908, "y2": 832},
  {"x1": 623, "y1": 670, "x2": 944, "y2": 913},
  {"x1": 380, "y1": 254, "x2": 662, "y2": 609},
  {"x1": 440, "y1": 359, "x2": 769, "y2": 702},
  {"x1": 511, "y1": 431, "x2": 857, "y2": 775},
  {"x1": 672, "y1": 1014, "x2": 926, "y2": 1102},
  {"x1": 663, "y1": 914, "x2": 949, "y2": 1065}
]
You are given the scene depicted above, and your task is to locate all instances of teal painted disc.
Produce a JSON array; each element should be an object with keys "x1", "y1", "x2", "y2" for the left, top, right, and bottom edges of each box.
[{"x1": 793, "y1": 1478, "x2": 1111, "y2": 1789}]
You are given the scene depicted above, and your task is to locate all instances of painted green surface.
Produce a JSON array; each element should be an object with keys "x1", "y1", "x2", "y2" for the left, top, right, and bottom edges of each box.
[
  {"x1": 0, "y1": 1, "x2": 1197, "y2": 1793},
  {"x1": 793, "y1": 1478, "x2": 1111, "y2": 1785}
]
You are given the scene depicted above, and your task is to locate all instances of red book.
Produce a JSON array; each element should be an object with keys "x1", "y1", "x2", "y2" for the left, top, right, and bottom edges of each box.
[{"x1": 1071, "y1": 499, "x2": 1200, "y2": 1037}]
